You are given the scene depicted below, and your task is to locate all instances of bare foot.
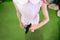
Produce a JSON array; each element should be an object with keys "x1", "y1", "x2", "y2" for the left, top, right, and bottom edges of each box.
[
  {"x1": 57, "y1": 10, "x2": 60, "y2": 17},
  {"x1": 48, "y1": 4, "x2": 59, "y2": 10}
]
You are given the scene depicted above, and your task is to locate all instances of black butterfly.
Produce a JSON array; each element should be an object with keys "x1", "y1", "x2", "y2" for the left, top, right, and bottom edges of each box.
[{"x1": 24, "y1": 24, "x2": 31, "y2": 34}]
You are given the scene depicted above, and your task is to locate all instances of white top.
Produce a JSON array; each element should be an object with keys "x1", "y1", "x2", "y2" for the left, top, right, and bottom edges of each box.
[{"x1": 13, "y1": 0, "x2": 43, "y2": 25}]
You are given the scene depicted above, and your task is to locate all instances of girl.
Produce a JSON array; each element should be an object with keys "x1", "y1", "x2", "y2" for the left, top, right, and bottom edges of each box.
[{"x1": 13, "y1": 0, "x2": 49, "y2": 33}]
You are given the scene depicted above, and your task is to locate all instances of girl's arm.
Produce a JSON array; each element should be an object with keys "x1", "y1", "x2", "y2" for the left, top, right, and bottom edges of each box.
[
  {"x1": 30, "y1": 1, "x2": 49, "y2": 30},
  {"x1": 13, "y1": 2, "x2": 24, "y2": 28},
  {"x1": 13, "y1": 2, "x2": 21, "y2": 22},
  {"x1": 38, "y1": 1, "x2": 49, "y2": 28}
]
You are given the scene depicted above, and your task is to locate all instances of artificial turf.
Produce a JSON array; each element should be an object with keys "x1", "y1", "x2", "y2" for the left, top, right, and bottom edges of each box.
[{"x1": 0, "y1": 1, "x2": 59, "y2": 40}]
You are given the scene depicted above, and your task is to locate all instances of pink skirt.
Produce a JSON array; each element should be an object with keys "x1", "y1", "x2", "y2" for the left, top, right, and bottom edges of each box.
[{"x1": 13, "y1": 0, "x2": 43, "y2": 25}]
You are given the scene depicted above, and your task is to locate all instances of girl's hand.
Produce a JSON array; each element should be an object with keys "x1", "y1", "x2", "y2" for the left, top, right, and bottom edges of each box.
[
  {"x1": 20, "y1": 22, "x2": 24, "y2": 28},
  {"x1": 29, "y1": 24, "x2": 40, "y2": 31}
]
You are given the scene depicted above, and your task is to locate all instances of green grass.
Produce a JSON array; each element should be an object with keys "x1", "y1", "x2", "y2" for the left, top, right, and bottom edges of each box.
[
  {"x1": 0, "y1": 2, "x2": 25, "y2": 40},
  {"x1": 0, "y1": 1, "x2": 59, "y2": 40}
]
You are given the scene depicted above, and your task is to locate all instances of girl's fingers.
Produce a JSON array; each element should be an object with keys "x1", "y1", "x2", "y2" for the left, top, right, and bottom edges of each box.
[
  {"x1": 20, "y1": 22, "x2": 24, "y2": 28},
  {"x1": 29, "y1": 30, "x2": 35, "y2": 32}
]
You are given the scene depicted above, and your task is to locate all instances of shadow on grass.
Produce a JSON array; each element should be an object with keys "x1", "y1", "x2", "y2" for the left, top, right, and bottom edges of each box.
[{"x1": 25, "y1": 29, "x2": 43, "y2": 40}]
